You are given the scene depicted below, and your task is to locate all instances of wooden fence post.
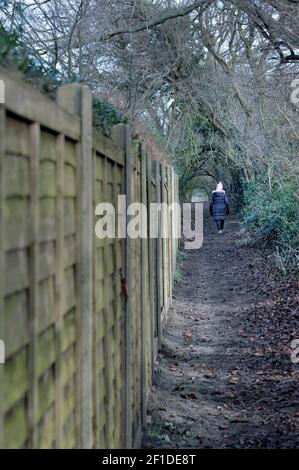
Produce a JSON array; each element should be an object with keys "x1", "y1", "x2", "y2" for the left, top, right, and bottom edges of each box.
[
  {"x1": 0, "y1": 104, "x2": 5, "y2": 449},
  {"x1": 124, "y1": 125, "x2": 133, "y2": 448},
  {"x1": 161, "y1": 165, "x2": 168, "y2": 318},
  {"x1": 111, "y1": 123, "x2": 127, "y2": 447},
  {"x1": 155, "y1": 161, "x2": 162, "y2": 351},
  {"x1": 53, "y1": 133, "x2": 65, "y2": 448},
  {"x1": 28, "y1": 121, "x2": 40, "y2": 448},
  {"x1": 57, "y1": 84, "x2": 93, "y2": 449},
  {"x1": 147, "y1": 156, "x2": 155, "y2": 380},
  {"x1": 171, "y1": 167, "x2": 178, "y2": 281},
  {"x1": 168, "y1": 167, "x2": 172, "y2": 304},
  {"x1": 140, "y1": 143, "x2": 148, "y2": 429}
]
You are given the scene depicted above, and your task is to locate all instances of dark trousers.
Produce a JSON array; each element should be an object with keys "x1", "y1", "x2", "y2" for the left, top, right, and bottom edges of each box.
[{"x1": 215, "y1": 220, "x2": 224, "y2": 231}]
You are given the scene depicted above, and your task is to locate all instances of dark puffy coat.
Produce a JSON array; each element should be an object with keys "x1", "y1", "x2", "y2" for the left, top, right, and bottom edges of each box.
[{"x1": 209, "y1": 191, "x2": 229, "y2": 221}]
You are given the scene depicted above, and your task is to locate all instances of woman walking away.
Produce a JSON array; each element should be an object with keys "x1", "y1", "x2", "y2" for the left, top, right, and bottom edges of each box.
[{"x1": 209, "y1": 182, "x2": 229, "y2": 233}]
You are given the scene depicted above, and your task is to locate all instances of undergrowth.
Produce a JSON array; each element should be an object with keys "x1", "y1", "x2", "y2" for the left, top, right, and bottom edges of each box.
[{"x1": 241, "y1": 176, "x2": 299, "y2": 275}]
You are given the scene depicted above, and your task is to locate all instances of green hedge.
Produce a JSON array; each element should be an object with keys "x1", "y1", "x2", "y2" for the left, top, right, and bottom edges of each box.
[
  {"x1": 92, "y1": 98, "x2": 127, "y2": 137},
  {"x1": 241, "y1": 176, "x2": 299, "y2": 247}
]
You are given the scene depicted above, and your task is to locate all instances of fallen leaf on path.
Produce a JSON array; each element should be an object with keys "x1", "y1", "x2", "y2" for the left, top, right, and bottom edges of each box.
[
  {"x1": 228, "y1": 377, "x2": 238, "y2": 384},
  {"x1": 180, "y1": 392, "x2": 198, "y2": 400},
  {"x1": 183, "y1": 332, "x2": 193, "y2": 339},
  {"x1": 207, "y1": 410, "x2": 219, "y2": 416},
  {"x1": 218, "y1": 424, "x2": 229, "y2": 430},
  {"x1": 230, "y1": 418, "x2": 251, "y2": 423}
]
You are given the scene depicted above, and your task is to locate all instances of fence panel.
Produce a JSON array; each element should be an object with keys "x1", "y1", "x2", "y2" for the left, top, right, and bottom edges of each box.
[{"x1": 0, "y1": 67, "x2": 179, "y2": 449}]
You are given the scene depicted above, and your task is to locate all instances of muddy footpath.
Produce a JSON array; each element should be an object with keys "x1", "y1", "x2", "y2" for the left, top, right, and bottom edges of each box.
[{"x1": 143, "y1": 205, "x2": 299, "y2": 449}]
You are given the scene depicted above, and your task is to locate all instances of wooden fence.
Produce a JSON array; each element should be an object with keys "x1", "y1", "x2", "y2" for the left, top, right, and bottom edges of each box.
[{"x1": 0, "y1": 67, "x2": 180, "y2": 448}]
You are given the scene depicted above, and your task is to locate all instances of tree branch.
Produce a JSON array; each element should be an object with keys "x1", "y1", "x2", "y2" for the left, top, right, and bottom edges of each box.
[{"x1": 100, "y1": 1, "x2": 214, "y2": 41}]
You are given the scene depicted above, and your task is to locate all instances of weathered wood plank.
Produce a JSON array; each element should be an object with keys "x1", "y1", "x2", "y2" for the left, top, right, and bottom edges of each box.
[
  {"x1": 4, "y1": 347, "x2": 29, "y2": 413},
  {"x1": 112, "y1": 160, "x2": 123, "y2": 447},
  {"x1": 0, "y1": 67, "x2": 80, "y2": 140},
  {"x1": 59, "y1": 83, "x2": 94, "y2": 448},
  {"x1": 36, "y1": 326, "x2": 55, "y2": 377},
  {"x1": 6, "y1": 115, "x2": 30, "y2": 156},
  {"x1": 38, "y1": 276, "x2": 55, "y2": 332},
  {"x1": 79, "y1": 86, "x2": 94, "y2": 449},
  {"x1": 93, "y1": 130, "x2": 125, "y2": 167},
  {"x1": 161, "y1": 165, "x2": 168, "y2": 314},
  {"x1": 4, "y1": 198, "x2": 30, "y2": 251},
  {"x1": 0, "y1": 104, "x2": 5, "y2": 449},
  {"x1": 74, "y1": 140, "x2": 81, "y2": 448},
  {"x1": 140, "y1": 143, "x2": 148, "y2": 428},
  {"x1": 54, "y1": 133, "x2": 64, "y2": 448},
  {"x1": 38, "y1": 404, "x2": 55, "y2": 448},
  {"x1": 4, "y1": 291, "x2": 29, "y2": 358},
  {"x1": 102, "y1": 155, "x2": 113, "y2": 448},
  {"x1": 124, "y1": 125, "x2": 133, "y2": 448},
  {"x1": 40, "y1": 160, "x2": 56, "y2": 198},
  {"x1": 3, "y1": 154, "x2": 30, "y2": 197},
  {"x1": 4, "y1": 398, "x2": 28, "y2": 448},
  {"x1": 147, "y1": 154, "x2": 155, "y2": 382},
  {"x1": 92, "y1": 148, "x2": 99, "y2": 447},
  {"x1": 61, "y1": 344, "x2": 76, "y2": 387},
  {"x1": 38, "y1": 366, "x2": 55, "y2": 421},
  {"x1": 168, "y1": 167, "x2": 173, "y2": 304},
  {"x1": 28, "y1": 121, "x2": 40, "y2": 448},
  {"x1": 155, "y1": 161, "x2": 162, "y2": 350}
]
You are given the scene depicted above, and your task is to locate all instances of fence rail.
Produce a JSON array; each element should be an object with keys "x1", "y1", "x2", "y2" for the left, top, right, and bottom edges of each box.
[{"x1": 0, "y1": 67, "x2": 179, "y2": 448}]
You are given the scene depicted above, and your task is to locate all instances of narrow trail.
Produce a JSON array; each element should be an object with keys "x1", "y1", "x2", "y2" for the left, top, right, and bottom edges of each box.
[{"x1": 143, "y1": 205, "x2": 299, "y2": 449}]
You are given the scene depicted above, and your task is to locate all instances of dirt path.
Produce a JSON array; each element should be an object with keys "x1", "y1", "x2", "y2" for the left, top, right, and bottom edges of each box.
[{"x1": 143, "y1": 205, "x2": 299, "y2": 449}]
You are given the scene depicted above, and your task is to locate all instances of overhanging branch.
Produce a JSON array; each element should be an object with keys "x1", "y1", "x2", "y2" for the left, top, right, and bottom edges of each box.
[{"x1": 100, "y1": 1, "x2": 214, "y2": 41}]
